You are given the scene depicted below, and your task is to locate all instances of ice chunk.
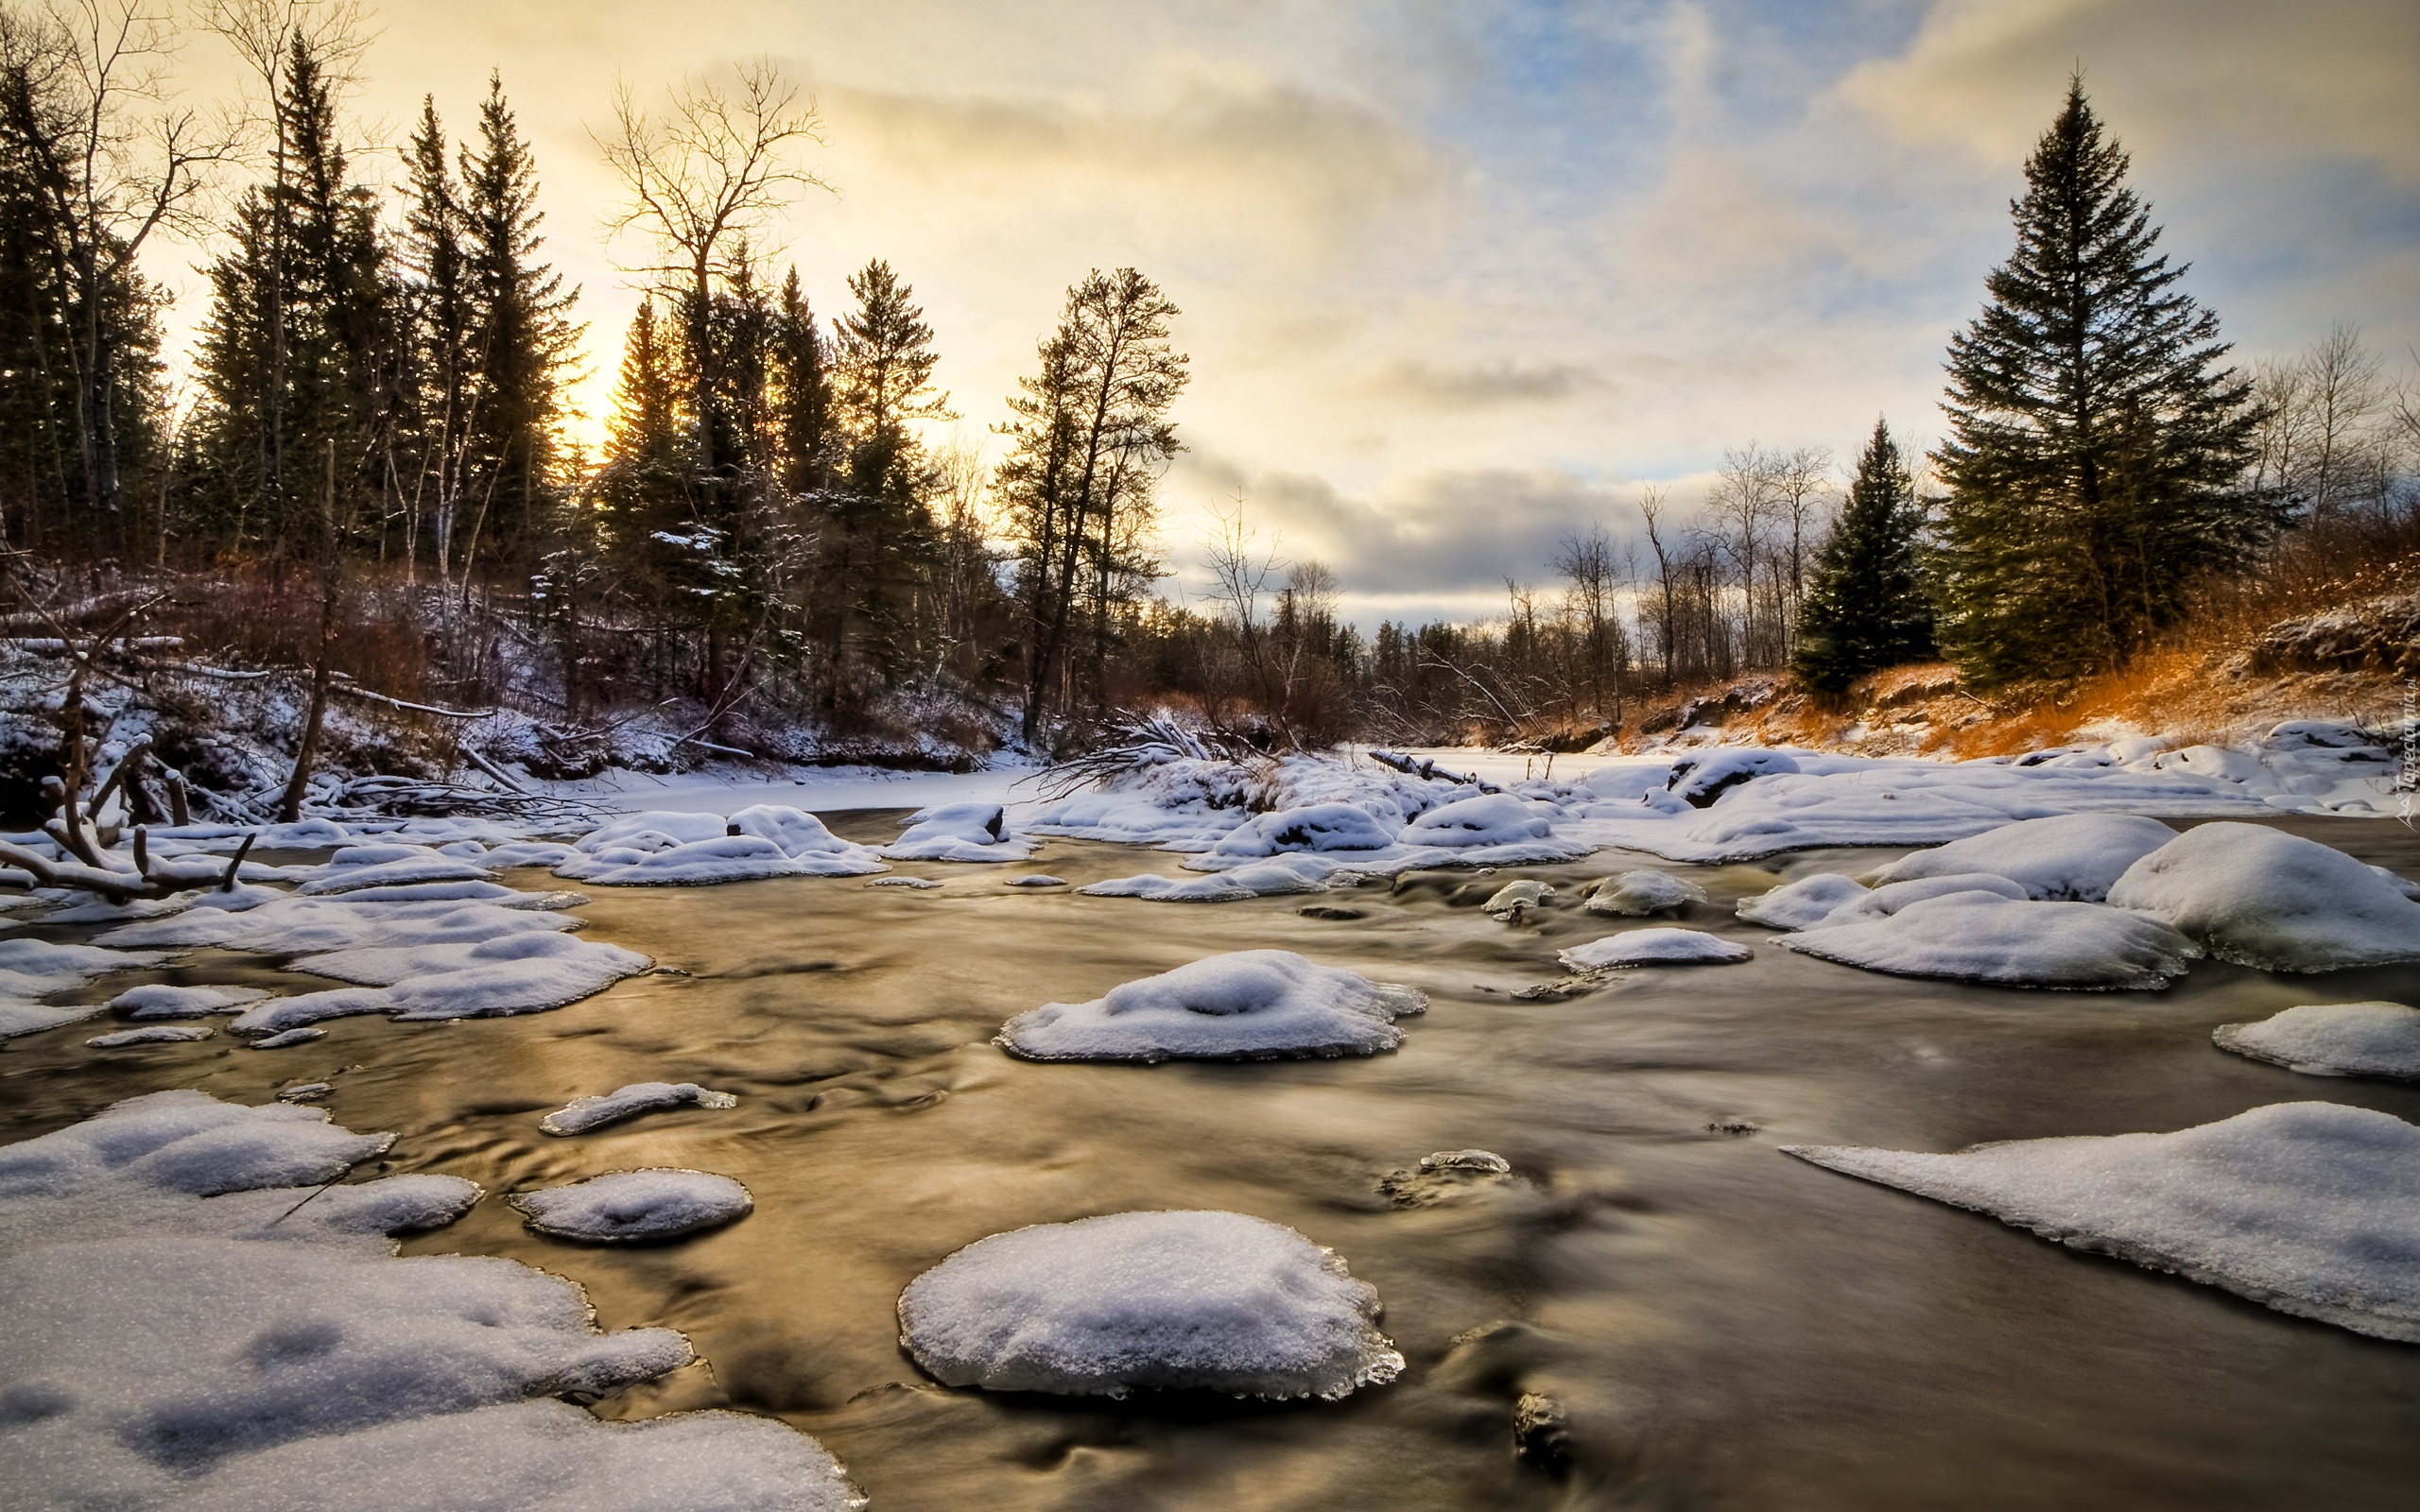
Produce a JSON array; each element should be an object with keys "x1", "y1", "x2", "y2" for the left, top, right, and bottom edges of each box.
[
  {"x1": 880, "y1": 801, "x2": 1036, "y2": 863},
  {"x1": 1204, "y1": 801, "x2": 1397, "y2": 859},
  {"x1": 108, "y1": 983, "x2": 270, "y2": 1019},
  {"x1": 1421, "y1": 1149, "x2": 1512, "y2": 1174},
  {"x1": 2214, "y1": 1003, "x2": 2420, "y2": 1080},
  {"x1": 248, "y1": 1027, "x2": 325, "y2": 1049},
  {"x1": 867, "y1": 875, "x2": 943, "y2": 889},
  {"x1": 0, "y1": 1092, "x2": 852, "y2": 1509},
  {"x1": 1006, "y1": 874, "x2": 1066, "y2": 888},
  {"x1": 1482, "y1": 879, "x2": 1554, "y2": 920},
  {"x1": 325, "y1": 880, "x2": 587, "y2": 908},
  {"x1": 897, "y1": 1210, "x2": 1403, "y2": 1399},
  {"x1": 1737, "y1": 872, "x2": 1869, "y2": 929},
  {"x1": 1785, "y1": 1102, "x2": 2420, "y2": 1342},
  {"x1": 1865, "y1": 813, "x2": 2178, "y2": 901},
  {"x1": 279, "y1": 1081, "x2": 332, "y2": 1103},
  {"x1": 1558, "y1": 927, "x2": 1753, "y2": 970},
  {"x1": 511, "y1": 1170, "x2": 753, "y2": 1243},
  {"x1": 1082, "y1": 853, "x2": 1342, "y2": 902},
  {"x1": 89, "y1": 1024, "x2": 213, "y2": 1047},
  {"x1": 2107, "y1": 822, "x2": 2420, "y2": 972},
  {"x1": 1400, "y1": 792, "x2": 1553, "y2": 848},
  {"x1": 540, "y1": 1083, "x2": 739, "y2": 1136},
  {"x1": 1586, "y1": 869, "x2": 1707, "y2": 916},
  {"x1": 1781, "y1": 890, "x2": 2201, "y2": 989},
  {"x1": 997, "y1": 949, "x2": 1426, "y2": 1062}
]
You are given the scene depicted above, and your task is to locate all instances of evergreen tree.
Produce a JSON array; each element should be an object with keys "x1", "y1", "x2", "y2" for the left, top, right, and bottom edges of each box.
[
  {"x1": 595, "y1": 297, "x2": 691, "y2": 580},
  {"x1": 1931, "y1": 79, "x2": 2271, "y2": 685},
  {"x1": 458, "y1": 73, "x2": 579, "y2": 580},
  {"x1": 399, "y1": 96, "x2": 470, "y2": 579},
  {"x1": 1791, "y1": 418, "x2": 1930, "y2": 692},
  {"x1": 829, "y1": 258, "x2": 950, "y2": 678}
]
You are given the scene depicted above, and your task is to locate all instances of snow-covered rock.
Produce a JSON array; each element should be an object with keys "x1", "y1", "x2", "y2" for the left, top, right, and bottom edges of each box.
[
  {"x1": 1865, "y1": 813, "x2": 2177, "y2": 901},
  {"x1": 0, "y1": 1092, "x2": 854, "y2": 1510},
  {"x1": 1742, "y1": 871, "x2": 2030, "y2": 931},
  {"x1": 1557, "y1": 927, "x2": 1753, "y2": 970},
  {"x1": 1779, "y1": 890, "x2": 2201, "y2": 989},
  {"x1": 1482, "y1": 879, "x2": 1554, "y2": 919},
  {"x1": 880, "y1": 801, "x2": 1036, "y2": 863},
  {"x1": 897, "y1": 1210, "x2": 1403, "y2": 1399},
  {"x1": 1401, "y1": 792, "x2": 1553, "y2": 848},
  {"x1": 511, "y1": 1170, "x2": 753, "y2": 1243},
  {"x1": 1786, "y1": 1101, "x2": 2420, "y2": 1342},
  {"x1": 997, "y1": 950, "x2": 1426, "y2": 1062},
  {"x1": 1585, "y1": 869, "x2": 1707, "y2": 916},
  {"x1": 1736, "y1": 872, "x2": 1870, "y2": 930},
  {"x1": 1203, "y1": 802, "x2": 1397, "y2": 860},
  {"x1": 1666, "y1": 748, "x2": 1800, "y2": 806},
  {"x1": 2213, "y1": 1003, "x2": 2420, "y2": 1080},
  {"x1": 540, "y1": 1083, "x2": 739, "y2": 1136},
  {"x1": 2107, "y1": 822, "x2": 2420, "y2": 973}
]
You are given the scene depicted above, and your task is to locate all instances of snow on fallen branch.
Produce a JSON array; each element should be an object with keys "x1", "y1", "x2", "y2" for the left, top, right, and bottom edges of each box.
[{"x1": 1368, "y1": 748, "x2": 1501, "y2": 794}]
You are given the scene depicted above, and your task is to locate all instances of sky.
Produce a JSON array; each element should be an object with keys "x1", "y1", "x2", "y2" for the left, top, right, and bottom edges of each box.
[{"x1": 143, "y1": 0, "x2": 2420, "y2": 627}]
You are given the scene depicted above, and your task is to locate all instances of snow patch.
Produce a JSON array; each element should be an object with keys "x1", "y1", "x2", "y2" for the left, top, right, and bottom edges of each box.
[
  {"x1": 1558, "y1": 928, "x2": 1753, "y2": 970},
  {"x1": 1781, "y1": 890, "x2": 2201, "y2": 989},
  {"x1": 1865, "y1": 813, "x2": 2177, "y2": 901},
  {"x1": 2214, "y1": 1003, "x2": 2420, "y2": 1080},
  {"x1": 997, "y1": 950, "x2": 1426, "y2": 1062},
  {"x1": 2107, "y1": 822, "x2": 2420, "y2": 973},
  {"x1": 511, "y1": 1170, "x2": 753, "y2": 1243}
]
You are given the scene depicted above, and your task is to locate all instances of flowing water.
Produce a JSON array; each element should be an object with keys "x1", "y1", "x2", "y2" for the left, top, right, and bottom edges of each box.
[{"x1": 6, "y1": 814, "x2": 2419, "y2": 1510}]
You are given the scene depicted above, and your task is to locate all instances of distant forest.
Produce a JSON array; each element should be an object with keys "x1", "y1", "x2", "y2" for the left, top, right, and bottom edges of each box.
[{"x1": 2, "y1": 2, "x2": 2413, "y2": 766}]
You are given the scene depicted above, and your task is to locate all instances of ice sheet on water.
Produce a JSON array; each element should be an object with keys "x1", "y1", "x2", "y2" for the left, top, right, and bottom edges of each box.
[
  {"x1": 1082, "y1": 853, "x2": 1347, "y2": 902},
  {"x1": 2214, "y1": 1003, "x2": 2420, "y2": 1080},
  {"x1": 1558, "y1": 927, "x2": 1752, "y2": 970},
  {"x1": 89, "y1": 1024, "x2": 212, "y2": 1047},
  {"x1": 2107, "y1": 822, "x2": 2420, "y2": 973},
  {"x1": 237, "y1": 931, "x2": 652, "y2": 1034},
  {"x1": 1786, "y1": 1101, "x2": 2420, "y2": 1342},
  {"x1": 112, "y1": 984, "x2": 271, "y2": 1019},
  {"x1": 0, "y1": 1091, "x2": 855, "y2": 1509},
  {"x1": 1586, "y1": 869, "x2": 1708, "y2": 916},
  {"x1": 540, "y1": 1082, "x2": 739, "y2": 1136},
  {"x1": 323, "y1": 880, "x2": 587, "y2": 909},
  {"x1": 0, "y1": 937, "x2": 172, "y2": 1039},
  {"x1": 1865, "y1": 813, "x2": 2177, "y2": 901},
  {"x1": 101, "y1": 895, "x2": 579, "y2": 954},
  {"x1": 880, "y1": 801, "x2": 1036, "y2": 862},
  {"x1": 297, "y1": 844, "x2": 495, "y2": 895},
  {"x1": 897, "y1": 1210, "x2": 1403, "y2": 1399},
  {"x1": 511, "y1": 1170, "x2": 753, "y2": 1242},
  {"x1": 1780, "y1": 890, "x2": 2201, "y2": 989},
  {"x1": 997, "y1": 949, "x2": 1426, "y2": 1062}
]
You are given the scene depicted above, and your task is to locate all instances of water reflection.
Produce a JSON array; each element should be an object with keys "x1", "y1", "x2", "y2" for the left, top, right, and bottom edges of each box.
[{"x1": 4, "y1": 815, "x2": 2417, "y2": 1509}]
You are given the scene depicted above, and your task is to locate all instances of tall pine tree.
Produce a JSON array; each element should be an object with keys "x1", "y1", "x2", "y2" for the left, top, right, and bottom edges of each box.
[
  {"x1": 828, "y1": 258, "x2": 950, "y2": 679},
  {"x1": 1791, "y1": 418, "x2": 1930, "y2": 693},
  {"x1": 1930, "y1": 79, "x2": 2271, "y2": 686}
]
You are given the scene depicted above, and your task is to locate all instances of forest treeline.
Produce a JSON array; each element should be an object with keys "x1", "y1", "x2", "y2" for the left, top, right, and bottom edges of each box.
[{"x1": 1, "y1": 3, "x2": 2413, "y2": 767}]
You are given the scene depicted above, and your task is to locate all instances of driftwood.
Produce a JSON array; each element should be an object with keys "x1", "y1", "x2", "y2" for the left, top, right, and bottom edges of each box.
[{"x1": 1368, "y1": 748, "x2": 1502, "y2": 795}]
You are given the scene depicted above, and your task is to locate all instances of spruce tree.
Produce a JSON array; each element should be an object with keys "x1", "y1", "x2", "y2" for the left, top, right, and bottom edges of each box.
[
  {"x1": 830, "y1": 258, "x2": 950, "y2": 678},
  {"x1": 1932, "y1": 79, "x2": 2271, "y2": 686},
  {"x1": 1791, "y1": 418, "x2": 1930, "y2": 693}
]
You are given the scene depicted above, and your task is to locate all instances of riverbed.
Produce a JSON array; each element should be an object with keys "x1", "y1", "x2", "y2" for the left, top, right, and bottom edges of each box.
[{"x1": 4, "y1": 814, "x2": 2417, "y2": 1510}]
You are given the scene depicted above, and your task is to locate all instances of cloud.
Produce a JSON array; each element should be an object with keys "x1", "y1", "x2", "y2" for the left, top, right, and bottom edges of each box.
[{"x1": 1376, "y1": 358, "x2": 1606, "y2": 408}]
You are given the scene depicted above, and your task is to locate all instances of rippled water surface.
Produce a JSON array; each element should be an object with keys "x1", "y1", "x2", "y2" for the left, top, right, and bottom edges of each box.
[{"x1": 6, "y1": 814, "x2": 2419, "y2": 1510}]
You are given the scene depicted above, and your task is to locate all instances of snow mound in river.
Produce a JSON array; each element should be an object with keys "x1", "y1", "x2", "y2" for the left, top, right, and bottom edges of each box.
[
  {"x1": 2214, "y1": 1003, "x2": 2420, "y2": 1080},
  {"x1": 1586, "y1": 870, "x2": 1707, "y2": 916},
  {"x1": 1203, "y1": 801, "x2": 1398, "y2": 860},
  {"x1": 997, "y1": 950, "x2": 1426, "y2": 1061},
  {"x1": 511, "y1": 1170, "x2": 753, "y2": 1243},
  {"x1": 1559, "y1": 927, "x2": 1752, "y2": 970},
  {"x1": 556, "y1": 807, "x2": 886, "y2": 885},
  {"x1": 112, "y1": 984, "x2": 271, "y2": 1019},
  {"x1": 879, "y1": 801, "x2": 1035, "y2": 862},
  {"x1": 297, "y1": 843, "x2": 494, "y2": 895},
  {"x1": 0, "y1": 1091, "x2": 857, "y2": 1510},
  {"x1": 897, "y1": 1210, "x2": 1403, "y2": 1399},
  {"x1": 1865, "y1": 813, "x2": 2176, "y2": 901},
  {"x1": 1737, "y1": 871, "x2": 2028, "y2": 930},
  {"x1": 234, "y1": 931, "x2": 652, "y2": 1035},
  {"x1": 1785, "y1": 1101, "x2": 2420, "y2": 1343},
  {"x1": 89, "y1": 1024, "x2": 213, "y2": 1047},
  {"x1": 1780, "y1": 890, "x2": 2201, "y2": 989},
  {"x1": 2107, "y1": 822, "x2": 2420, "y2": 972},
  {"x1": 1082, "y1": 853, "x2": 1345, "y2": 902}
]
